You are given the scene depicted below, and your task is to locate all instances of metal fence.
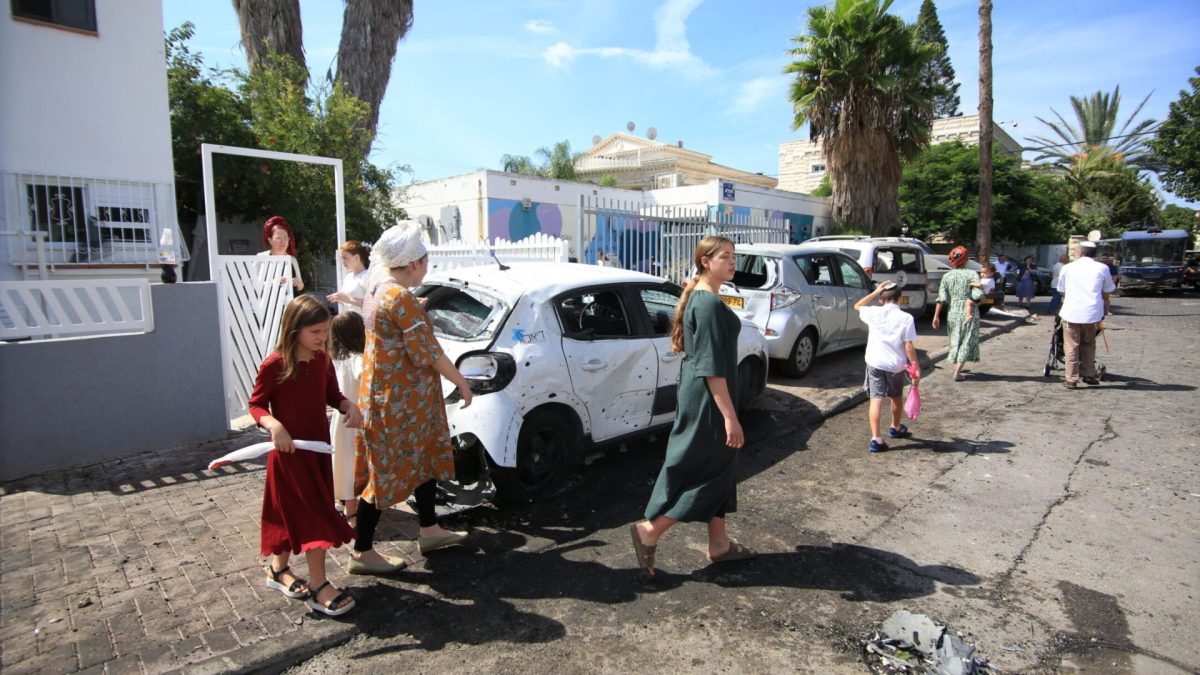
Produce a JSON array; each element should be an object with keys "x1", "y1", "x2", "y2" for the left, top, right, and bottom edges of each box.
[
  {"x1": 576, "y1": 196, "x2": 789, "y2": 285},
  {"x1": 0, "y1": 172, "x2": 182, "y2": 268},
  {"x1": 0, "y1": 278, "x2": 154, "y2": 341}
]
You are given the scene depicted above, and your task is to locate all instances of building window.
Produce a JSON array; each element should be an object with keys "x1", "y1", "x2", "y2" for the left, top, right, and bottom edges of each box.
[
  {"x1": 11, "y1": 0, "x2": 96, "y2": 32},
  {"x1": 26, "y1": 183, "x2": 87, "y2": 243},
  {"x1": 810, "y1": 164, "x2": 826, "y2": 173}
]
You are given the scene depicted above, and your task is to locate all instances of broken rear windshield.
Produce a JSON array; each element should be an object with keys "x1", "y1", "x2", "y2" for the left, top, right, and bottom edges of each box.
[{"x1": 413, "y1": 284, "x2": 507, "y2": 340}]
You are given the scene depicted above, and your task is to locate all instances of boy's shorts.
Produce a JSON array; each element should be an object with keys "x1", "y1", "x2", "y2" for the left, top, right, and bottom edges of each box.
[{"x1": 864, "y1": 366, "x2": 906, "y2": 398}]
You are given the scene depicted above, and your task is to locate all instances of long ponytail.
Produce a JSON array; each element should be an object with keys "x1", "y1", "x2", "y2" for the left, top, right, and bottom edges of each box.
[{"x1": 669, "y1": 235, "x2": 734, "y2": 353}]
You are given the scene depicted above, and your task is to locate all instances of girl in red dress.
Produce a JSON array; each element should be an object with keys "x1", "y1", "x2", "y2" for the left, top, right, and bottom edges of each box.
[{"x1": 249, "y1": 295, "x2": 362, "y2": 616}]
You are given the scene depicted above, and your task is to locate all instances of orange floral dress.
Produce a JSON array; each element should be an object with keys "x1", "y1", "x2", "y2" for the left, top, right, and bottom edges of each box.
[{"x1": 354, "y1": 281, "x2": 456, "y2": 508}]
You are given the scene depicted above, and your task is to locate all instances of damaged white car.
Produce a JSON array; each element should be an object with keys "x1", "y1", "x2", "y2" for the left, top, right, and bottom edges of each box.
[{"x1": 414, "y1": 262, "x2": 768, "y2": 503}]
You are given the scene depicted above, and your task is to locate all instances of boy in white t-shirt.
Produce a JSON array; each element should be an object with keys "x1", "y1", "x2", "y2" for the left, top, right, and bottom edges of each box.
[{"x1": 853, "y1": 282, "x2": 921, "y2": 453}]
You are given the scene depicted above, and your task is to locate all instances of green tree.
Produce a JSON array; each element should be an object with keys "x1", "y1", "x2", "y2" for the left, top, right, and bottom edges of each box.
[
  {"x1": 232, "y1": 0, "x2": 414, "y2": 152},
  {"x1": 811, "y1": 175, "x2": 832, "y2": 197},
  {"x1": 1071, "y1": 166, "x2": 1160, "y2": 237},
  {"x1": 167, "y1": 24, "x2": 407, "y2": 282},
  {"x1": 1159, "y1": 204, "x2": 1198, "y2": 237},
  {"x1": 899, "y1": 142, "x2": 1073, "y2": 244},
  {"x1": 1150, "y1": 67, "x2": 1200, "y2": 201},
  {"x1": 499, "y1": 140, "x2": 580, "y2": 180},
  {"x1": 915, "y1": 0, "x2": 960, "y2": 118},
  {"x1": 1029, "y1": 86, "x2": 1159, "y2": 172},
  {"x1": 785, "y1": 0, "x2": 939, "y2": 235}
]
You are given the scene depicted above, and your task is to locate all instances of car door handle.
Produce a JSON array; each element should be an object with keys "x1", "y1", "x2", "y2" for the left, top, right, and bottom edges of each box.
[
  {"x1": 660, "y1": 353, "x2": 682, "y2": 363},
  {"x1": 581, "y1": 359, "x2": 607, "y2": 372}
]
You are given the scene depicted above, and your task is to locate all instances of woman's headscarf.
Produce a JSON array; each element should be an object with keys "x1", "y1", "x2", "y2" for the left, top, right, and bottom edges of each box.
[
  {"x1": 366, "y1": 220, "x2": 428, "y2": 292},
  {"x1": 948, "y1": 246, "x2": 970, "y2": 269},
  {"x1": 262, "y1": 216, "x2": 298, "y2": 257}
]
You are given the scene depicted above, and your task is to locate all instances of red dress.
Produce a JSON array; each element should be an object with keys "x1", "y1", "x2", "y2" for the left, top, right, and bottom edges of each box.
[{"x1": 249, "y1": 351, "x2": 355, "y2": 556}]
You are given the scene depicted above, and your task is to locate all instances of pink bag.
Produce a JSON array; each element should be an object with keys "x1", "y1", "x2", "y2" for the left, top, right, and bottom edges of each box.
[{"x1": 904, "y1": 362, "x2": 921, "y2": 420}]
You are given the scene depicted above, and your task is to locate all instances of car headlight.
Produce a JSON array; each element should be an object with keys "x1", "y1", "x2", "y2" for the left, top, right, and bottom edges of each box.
[{"x1": 453, "y1": 351, "x2": 517, "y2": 396}]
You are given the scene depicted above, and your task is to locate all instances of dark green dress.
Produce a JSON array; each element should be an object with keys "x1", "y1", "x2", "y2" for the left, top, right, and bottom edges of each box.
[{"x1": 644, "y1": 290, "x2": 742, "y2": 523}]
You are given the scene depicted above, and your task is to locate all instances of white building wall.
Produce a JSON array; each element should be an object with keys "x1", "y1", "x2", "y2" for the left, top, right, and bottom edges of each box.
[{"x1": 0, "y1": 2, "x2": 174, "y2": 181}]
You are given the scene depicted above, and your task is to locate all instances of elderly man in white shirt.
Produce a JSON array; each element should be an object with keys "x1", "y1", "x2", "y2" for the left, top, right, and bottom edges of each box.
[{"x1": 1056, "y1": 241, "x2": 1115, "y2": 388}]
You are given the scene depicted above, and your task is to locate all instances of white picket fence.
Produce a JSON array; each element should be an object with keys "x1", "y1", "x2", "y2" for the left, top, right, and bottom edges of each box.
[
  {"x1": 0, "y1": 278, "x2": 154, "y2": 340},
  {"x1": 428, "y1": 233, "x2": 569, "y2": 273}
]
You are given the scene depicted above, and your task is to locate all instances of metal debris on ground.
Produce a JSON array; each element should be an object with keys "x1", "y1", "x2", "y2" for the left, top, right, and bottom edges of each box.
[{"x1": 863, "y1": 610, "x2": 994, "y2": 675}]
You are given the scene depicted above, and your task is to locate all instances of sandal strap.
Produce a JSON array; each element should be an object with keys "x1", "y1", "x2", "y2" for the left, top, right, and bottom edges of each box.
[
  {"x1": 310, "y1": 581, "x2": 350, "y2": 609},
  {"x1": 268, "y1": 564, "x2": 291, "y2": 580},
  {"x1": 310, "y1": 580, "x2": 332, "y2": 595}
]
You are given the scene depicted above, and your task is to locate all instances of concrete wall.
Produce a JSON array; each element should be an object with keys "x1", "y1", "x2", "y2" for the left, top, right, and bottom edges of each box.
[{"x1": 0, "y1": 283, "x2": 227, "y2": 480}]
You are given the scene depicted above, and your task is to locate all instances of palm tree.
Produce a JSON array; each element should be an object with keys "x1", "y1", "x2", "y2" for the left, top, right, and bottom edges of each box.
[
  {"x1": 500, "y1": 154, "x2": 540, "y2": 176},
  {"x1": 785, "y1": 0, "x2": 939, "y2": 235},
  {"x1": 976, "y1": 0, "x2": 993, "y2": 257},
  {"x1": 1029, "y1": 87, "x2": 1159, "y2": 172},
  {"x1": 535, "y1": 141, "x2": 579, "y2": 181},
  {"x1": 232, "y1": 0, "x2": 413, "y2": 152}
]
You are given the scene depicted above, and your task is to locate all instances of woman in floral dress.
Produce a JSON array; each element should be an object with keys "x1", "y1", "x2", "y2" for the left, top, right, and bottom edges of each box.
[
  {"x1": 348, "y1": 222, "x2": 474, "y2": 575},
  {"x1": 932, "y1": 245, "x2": 981, "y2": 381}
]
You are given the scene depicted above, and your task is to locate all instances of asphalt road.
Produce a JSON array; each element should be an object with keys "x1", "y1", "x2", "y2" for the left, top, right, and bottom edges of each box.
[{"x1": 290, "y1": 292, "x2": 1200, "y2": 674}]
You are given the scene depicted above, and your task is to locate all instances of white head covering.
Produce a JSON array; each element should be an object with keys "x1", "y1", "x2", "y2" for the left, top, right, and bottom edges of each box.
[
  {"x1": 366, "y1": 220, "x2": 428, "y2": 291},
  {"x1": 1077, "y1": 240, "x2": 1097, "y2": 250}
]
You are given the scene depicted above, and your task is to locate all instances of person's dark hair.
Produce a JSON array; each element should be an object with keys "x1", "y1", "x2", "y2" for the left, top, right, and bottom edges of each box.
[
  {"x1": 981, "y1": 262, "x2": 996, "y2": 273},
  {"x1": 330, "y1": 311, "x2": 365, "y2": 360},
  {"x1": 879, "y1": 286, "x2": 903, "y2": 303},
  {"x1": 339, "y1": 240, "x2": 370, "y2": 269}
]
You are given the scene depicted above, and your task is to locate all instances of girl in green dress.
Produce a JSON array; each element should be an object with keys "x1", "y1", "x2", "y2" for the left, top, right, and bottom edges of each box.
[
  {"x1": 630, "y1": 236, "x2": 757, "y2": 577},
  {"x1": 932, "y1": 245, "x2": 981, "y2": 381}
]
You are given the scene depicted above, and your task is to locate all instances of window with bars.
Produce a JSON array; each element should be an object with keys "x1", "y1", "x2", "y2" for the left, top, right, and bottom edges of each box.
[{"x1": 11, "y1": 0, "x2": 97, "y2": 31}]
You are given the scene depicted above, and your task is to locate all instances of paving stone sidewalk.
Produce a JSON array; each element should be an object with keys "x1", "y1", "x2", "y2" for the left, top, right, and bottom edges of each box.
[{"x1": 0, "y1": 310, "x2": 1028, "y2": 674}]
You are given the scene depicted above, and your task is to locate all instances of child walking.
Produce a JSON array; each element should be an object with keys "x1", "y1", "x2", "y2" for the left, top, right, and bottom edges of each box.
[
  {"x1": 853, "y1": 282, "x2": 920, "y2": 453},
  {"x1": 328, "y1": 312, "x2": 364, "y2": 524},
  {"x1": 249, "y1": 295, "x2": 362, "y2": 616}
]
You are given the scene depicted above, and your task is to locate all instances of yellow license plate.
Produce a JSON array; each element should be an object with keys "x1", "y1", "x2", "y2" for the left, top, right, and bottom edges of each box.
[
  {"x1": 720, "y1": 295, "x2": 745, "y2": 309},
  {"x1": 898, "y1": 295, "x2": 909, "y2": 305}
]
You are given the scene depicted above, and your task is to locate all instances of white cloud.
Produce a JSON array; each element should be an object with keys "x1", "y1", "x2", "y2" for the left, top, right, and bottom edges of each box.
[
  {"x1": 730, "y1": 76, "x2": 787, "y2": 116},
  {"x1": 524, "y1": 19, "x2": 557, "y2": 35},
  {"x1": 540, "y1": 0, "x2": 715, "y2": 79}
]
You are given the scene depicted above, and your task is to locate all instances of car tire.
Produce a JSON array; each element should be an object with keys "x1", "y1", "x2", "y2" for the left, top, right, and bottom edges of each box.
[
  {"x1": 736, "y1": 356, "x2": 765, "y2": 410},
  {"x1": 782, "y1": 328, "x2": 817, "y2": 378},
  {"x1": 491, "y1": 408, "x2": 580, "y2": 504}
]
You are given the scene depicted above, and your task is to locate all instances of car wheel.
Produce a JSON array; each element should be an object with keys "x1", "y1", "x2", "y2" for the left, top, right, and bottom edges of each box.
[
  {"x1": 736, "y1": 356, "x2": 764, "y2": 410},
  {"x1": 783, "y1": 328, "x2": 817, "y2": 378},
  {"x1": 491, "y1": 408, "x2": 579, "y2": 504}
]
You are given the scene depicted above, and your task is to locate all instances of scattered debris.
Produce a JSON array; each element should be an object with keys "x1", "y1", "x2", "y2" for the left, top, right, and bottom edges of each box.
[
  {"x1": 863, "y1": 610, "x2": 993, "y2": 674},
  {"x1": 76, "y1": 597, "x2": 94, "y2": 608}
]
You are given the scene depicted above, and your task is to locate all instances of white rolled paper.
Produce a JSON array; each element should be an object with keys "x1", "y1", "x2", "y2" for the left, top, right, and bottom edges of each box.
[{"x1": 207, "y1": 440, "x2": 333, "y2": 470}]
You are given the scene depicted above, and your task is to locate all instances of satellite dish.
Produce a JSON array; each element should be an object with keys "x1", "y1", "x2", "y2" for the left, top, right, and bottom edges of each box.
[
  {"x1": 591, "y1": 134, "x2": 601, "y2": 146},
  {"x1": 626, "y1": 121, "x2": 636, "y2": 132},
  {"x1": 1087, "y1": 230, "x2": 1103, "y2": 242},
  {"x1": 646, "y1": 127, "x2": 657, "y2": 140}
]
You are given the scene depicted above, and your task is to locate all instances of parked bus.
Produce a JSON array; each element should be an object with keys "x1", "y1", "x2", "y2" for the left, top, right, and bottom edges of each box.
[{"x1": 1117, "y1": 228, "x2": 1189, "y2": 295}]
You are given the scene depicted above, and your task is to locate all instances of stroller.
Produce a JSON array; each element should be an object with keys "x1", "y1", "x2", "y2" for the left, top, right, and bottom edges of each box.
[{"x1": 1043, "y1": 315, "x2": 1107, "y2": 379}]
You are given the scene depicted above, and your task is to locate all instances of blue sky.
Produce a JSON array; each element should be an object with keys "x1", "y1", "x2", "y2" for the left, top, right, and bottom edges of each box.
[{"x1": 163, "y1": 0, "x2": 1199, "y2": 204}]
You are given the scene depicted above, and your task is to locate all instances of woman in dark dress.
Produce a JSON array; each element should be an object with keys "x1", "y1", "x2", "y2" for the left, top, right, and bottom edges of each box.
[{"x1": 630, "y1": 236, "x2": 756, "y2": 577}]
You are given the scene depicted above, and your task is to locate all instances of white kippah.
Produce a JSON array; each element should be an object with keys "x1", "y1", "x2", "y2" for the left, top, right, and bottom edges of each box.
[
  {"x1": 366, "y1": 220, "x2": 427, "y2": 291},
  {"x1": 1077, "y1": 240, "x2": 1097, "y2": 250}
]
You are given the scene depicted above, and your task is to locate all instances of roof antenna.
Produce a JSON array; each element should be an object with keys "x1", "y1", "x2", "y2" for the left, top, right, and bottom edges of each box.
[{"x1": 488, "y1": 246, "x2": 510, "y2": 271}]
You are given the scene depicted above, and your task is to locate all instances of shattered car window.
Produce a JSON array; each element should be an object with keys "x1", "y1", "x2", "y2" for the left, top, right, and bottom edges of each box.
[{"x1": 414, "y1": 284, "x2": 507, "y2": 340}]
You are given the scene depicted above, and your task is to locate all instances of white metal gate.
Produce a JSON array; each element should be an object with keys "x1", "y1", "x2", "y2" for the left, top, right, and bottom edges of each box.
[
  {"x1": 576, "y1": 196, "x2": 789, "y2": 285},
  {"x1": 218, "y1": 256, "x2": 294, "y2": 418}
]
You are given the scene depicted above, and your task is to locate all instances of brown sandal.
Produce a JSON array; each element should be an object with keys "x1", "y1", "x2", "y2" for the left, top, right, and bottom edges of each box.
[
  {"x1": 630, "y1": 523, "x2": 657, "y2": 577},
  {"x1": 709, "y1": 540, "x2": 757, "y2": 563}
]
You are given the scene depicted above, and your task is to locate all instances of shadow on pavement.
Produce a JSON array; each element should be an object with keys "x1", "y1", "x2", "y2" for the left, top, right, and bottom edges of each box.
[
  {"x1": 888, "y1": 437, "x2": 1014, "y2": 455},
  {"x1": 407, "y1": 532, "x2": 978, "y2": 607}
]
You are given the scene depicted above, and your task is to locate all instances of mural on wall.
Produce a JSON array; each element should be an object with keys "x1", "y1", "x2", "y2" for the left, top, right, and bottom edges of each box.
[
  {"x1": 709, "y1": 204, "x2": 815, "y2": 244},
  {"x1": 583, "y1": 211, "x2": 661, "y2": 273},
  {"x1": 487, "y1": 199, "x2": 564, "y2": 242}
]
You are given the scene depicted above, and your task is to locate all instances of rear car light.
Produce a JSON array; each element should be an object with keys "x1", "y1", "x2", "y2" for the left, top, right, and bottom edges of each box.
[
  {"x1": 864, "y1": 267, "x2": 873, "y2": 277},
  {"x1": 452, "y1": 351, "x2": 516, "y2": 397},
  {"x1": 770, "y1": 286, "x2": 803, "y2": 310}
]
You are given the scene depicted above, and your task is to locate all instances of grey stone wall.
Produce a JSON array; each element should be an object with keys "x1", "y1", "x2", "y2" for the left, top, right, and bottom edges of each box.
[{"x1": 0, "y1": 282, "x2": 228, "y2": 480}]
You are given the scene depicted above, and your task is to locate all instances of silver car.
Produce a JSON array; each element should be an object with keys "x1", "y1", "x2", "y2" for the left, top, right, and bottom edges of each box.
[{"x1": 718, "y1": 243, "x2": 874, "y2": 378}]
